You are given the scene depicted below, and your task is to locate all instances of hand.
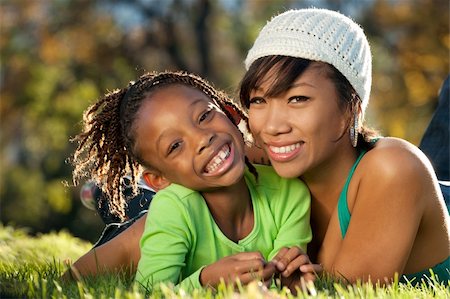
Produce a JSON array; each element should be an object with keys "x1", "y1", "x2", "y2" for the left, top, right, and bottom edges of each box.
[
  {"x1": 200, "y1": 251, "x2": 277, "y2": 289},
  {"x1": 271, "y1": 247, "x2": 322, "y2": 293}
]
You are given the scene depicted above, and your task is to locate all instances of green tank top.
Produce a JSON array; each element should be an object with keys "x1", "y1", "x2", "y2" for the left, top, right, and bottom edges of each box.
[
  {"x1": 337, "y1": 150, "x2": 366, "y2": 237},
  {"x1": 337, "y1": 149, "x2": 450, "y2": 284}
]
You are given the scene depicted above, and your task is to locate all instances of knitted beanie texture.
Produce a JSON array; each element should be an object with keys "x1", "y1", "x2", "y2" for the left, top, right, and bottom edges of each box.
[{"x1": 245, "y1": 8, "x2": 372, "y2": 113}]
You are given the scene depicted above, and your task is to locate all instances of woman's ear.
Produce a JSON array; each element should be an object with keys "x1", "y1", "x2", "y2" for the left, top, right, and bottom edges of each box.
[{"x1": 142, "y1": 170, "x2": 171, "y2": 192}]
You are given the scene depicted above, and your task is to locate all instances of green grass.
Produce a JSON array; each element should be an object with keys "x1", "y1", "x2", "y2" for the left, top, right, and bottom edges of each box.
[{"x1": 0, "y1": 224, "x2": 448, "y2": 298}]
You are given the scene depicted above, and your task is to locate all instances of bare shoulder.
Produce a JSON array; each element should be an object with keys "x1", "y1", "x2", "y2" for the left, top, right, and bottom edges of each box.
[
  {"x1": 331, "y1": 138, "x2": 447, "y2": 281},
  {"x1": 357, "y1": 137, "x2": 438, "y2": 206},
  {"x1": 363, "y1": 137, "x2": 435, "y2": 177}
]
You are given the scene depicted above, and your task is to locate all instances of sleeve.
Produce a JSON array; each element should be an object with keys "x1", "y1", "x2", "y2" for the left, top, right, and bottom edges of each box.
[
  {"x1": 134, "y1": 190, "x2": 202, "y2": 291},
  {"x1": 267, "y1": 178, "x2": 312, "y2": 260}
]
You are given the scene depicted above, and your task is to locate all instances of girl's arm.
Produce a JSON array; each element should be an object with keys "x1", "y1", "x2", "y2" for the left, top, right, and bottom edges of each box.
[
  {"x1": 262, "y1": 168, "x2": 315, "y2": 291},
  {"x1": 199, "y1": 252, "x2": 277, "y2": 288},
  {"x1": 61, "y1": 215, "x2": 145, "y2": 280},
  {"x1": 136, "y1": 192, "x2": 277, "y2": 291}
]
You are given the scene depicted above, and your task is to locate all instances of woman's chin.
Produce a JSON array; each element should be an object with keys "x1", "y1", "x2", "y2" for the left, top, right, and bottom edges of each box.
[{"x1": 271, "y1": 163, "x2": 304, "y2": 179}]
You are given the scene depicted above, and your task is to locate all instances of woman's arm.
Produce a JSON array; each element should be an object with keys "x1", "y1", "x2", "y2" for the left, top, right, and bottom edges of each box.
[
  {"x1": 321, "y1": 138, "x2": 450, "y2": 283},
  {"x1": 61, "y1": 215, "x2": 145, "y2": 280}
]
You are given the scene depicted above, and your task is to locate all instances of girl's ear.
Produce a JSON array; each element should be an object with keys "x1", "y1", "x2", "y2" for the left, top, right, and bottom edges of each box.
[{"x1": 142, "y1": 170, "x2": 171, "y2": 192}]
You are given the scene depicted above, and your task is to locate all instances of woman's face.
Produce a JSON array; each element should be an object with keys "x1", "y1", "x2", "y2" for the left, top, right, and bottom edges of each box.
[
  {"x1": 134, "y1": 84, "x2": 246, "y2": 191},
  {"x1": 248, "y1": 63, "x2": 349, "y2": 179}
]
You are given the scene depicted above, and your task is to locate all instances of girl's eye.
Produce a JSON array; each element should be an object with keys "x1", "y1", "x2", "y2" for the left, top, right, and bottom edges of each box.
[
  {"x1": 199, "y1": 109, "x2": 213, "y2": 123},
  {"x1": 289, "y1": 96, "x2": 310, "y2": 103},
  {"x1": 248, "y1": 97, "x2": 265, "y2": 105},
  {"x1": 168, "y1": 141, "x2": 182, "y2": 155}
]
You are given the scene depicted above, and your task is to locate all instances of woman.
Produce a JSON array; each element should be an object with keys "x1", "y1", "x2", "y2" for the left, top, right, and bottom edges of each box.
[
  {"x1": 65, "y1": 8, "x2": 450, "y2": 285},
  {"x1": 239, "y1": 8, "x2": 449, "y2": 284}
]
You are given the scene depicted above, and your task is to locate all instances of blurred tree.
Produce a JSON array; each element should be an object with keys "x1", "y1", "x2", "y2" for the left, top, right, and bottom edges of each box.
[
  {"x1": 0, "y1": 0, "x2": 136, "y2": 241},
  {"x1": 361, "y1": 0, "x2": 449, "y2": 144},
  {"x1": 0, "y1": 0, "x2": 447, "y2": 242}
]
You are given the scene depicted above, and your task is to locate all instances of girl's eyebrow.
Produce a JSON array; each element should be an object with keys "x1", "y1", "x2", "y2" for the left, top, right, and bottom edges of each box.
[
  {"x1": 156, "y1": 98, "x2": 209, "y2": 151},
  {"x1": 189, "y1": 98, "x2": 209, "y2": 107},
  {"x1": 156, "y1": 129, "x2": 172, "y2": 154}
]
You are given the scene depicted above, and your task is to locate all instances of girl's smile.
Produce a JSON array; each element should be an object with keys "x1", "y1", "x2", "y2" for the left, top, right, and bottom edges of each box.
[
  {"x1": 134, "y1": 84, "x2": 246, "y2": 190},
  {"x1": 203, "y1": 143, "x2": 234, "y2": 175}
]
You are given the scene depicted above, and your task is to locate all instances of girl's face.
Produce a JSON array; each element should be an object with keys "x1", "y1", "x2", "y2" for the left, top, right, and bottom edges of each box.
[
  {"x1": 248, "y1": 63, "x2": 350, "y2": 179},
  {"x1": 135, "y1": 84, "x2": 246, "y2": 191}
]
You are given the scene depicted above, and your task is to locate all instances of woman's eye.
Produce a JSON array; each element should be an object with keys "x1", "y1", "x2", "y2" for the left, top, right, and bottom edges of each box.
[
  {"x1": 248, "y1": 97, "x2": 265, "y2": 105},
  {"x1": 289, "y1": 96, "x2": 310, "y2": 103},
  {"x1": 168, "y1": 141, "x2": 181, "y2": 154},
  {"x1": 199, "y1": 109, "x2": 213, "y2": 123}
]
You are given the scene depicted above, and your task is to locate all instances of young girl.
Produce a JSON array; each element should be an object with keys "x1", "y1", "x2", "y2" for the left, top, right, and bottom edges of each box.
[{"x1": 68, "y1": 71, "x2": 319, "y2": 291}]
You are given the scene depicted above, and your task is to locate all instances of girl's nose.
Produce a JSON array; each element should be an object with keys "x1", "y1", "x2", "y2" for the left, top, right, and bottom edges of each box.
[{"x1": 197, "y1": 131, "x2": 215, "y2": 154}]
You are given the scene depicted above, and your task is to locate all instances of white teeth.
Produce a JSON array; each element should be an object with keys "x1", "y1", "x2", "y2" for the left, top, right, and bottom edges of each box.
[
  {"x1": 205, "y1": 145, "x2": 230, "y2": 173},
  {"x1": 270, "y1": 143, "x2": 300, "y2": 154}
]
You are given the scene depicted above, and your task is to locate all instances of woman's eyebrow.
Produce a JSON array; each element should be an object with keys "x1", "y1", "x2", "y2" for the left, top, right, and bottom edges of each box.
[{"x1": 290, "y1": 81, "x2": 316, "y2": 88}]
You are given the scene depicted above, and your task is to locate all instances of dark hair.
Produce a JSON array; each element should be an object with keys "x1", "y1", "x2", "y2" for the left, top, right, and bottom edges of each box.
[
  {"x1": 72, "y1": 71, "x2": 254, "y2": 220},
  {"x1": 239, "y1": 55, "x2": 378, "y2": 151}
]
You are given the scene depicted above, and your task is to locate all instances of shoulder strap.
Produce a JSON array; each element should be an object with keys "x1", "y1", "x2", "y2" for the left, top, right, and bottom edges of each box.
[{"x1": 337, "y1": 150, "x2": 366, "y2": 238}]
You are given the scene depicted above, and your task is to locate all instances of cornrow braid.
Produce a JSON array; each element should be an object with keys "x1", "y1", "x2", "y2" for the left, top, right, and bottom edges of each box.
[{"x1": 72, "y1": 71, "x2": 256, "y2": 221}]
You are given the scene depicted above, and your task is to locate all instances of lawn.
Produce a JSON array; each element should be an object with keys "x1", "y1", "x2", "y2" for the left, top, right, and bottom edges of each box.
[{"x1": 0, "y1": 225, "x2": 448, "y2": 298}]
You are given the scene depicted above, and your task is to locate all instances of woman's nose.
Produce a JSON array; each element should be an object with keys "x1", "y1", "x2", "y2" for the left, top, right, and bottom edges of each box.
[{"x1": 262, "y1": 106, "x2": 291, "y2": 136}]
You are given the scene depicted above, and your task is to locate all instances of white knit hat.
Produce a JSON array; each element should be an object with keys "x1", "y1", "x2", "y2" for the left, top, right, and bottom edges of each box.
[{"x1": 245, "y1": 8, "x2": 372, "y2": 113}]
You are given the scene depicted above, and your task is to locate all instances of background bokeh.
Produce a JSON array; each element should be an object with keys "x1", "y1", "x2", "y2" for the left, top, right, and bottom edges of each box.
[{"x1": 1, "y1": 0, "x2": 449, "y2": 243}]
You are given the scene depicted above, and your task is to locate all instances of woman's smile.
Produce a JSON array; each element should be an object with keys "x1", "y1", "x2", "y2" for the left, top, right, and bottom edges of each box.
[{"x1": 266, "y1": 142, "x2": 303, "y2": 162}]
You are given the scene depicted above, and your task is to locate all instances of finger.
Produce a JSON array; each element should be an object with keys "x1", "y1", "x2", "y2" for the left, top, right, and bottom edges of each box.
[
  {"x1": 233, "y1": 257, "x2": 267, "y2": 276},
  {"x1": 263, "y1": 278, "x2": 272, "y2": 289},
  {"x1": 276, "y1": 247, "x2": 305, "y2": 272},
  {"x1": 234, "y1": 260, "x2": 276, "y2": 285},
  {"x1": 233, "y1": 251, "x2": 265, "y2": 261},
  {"x1": 258, "y1": 261, "x2": 277, "y2": 281},
  {"x1": 283, "y1": 254, "x2": 311, "y2": 277},
  {"x1": 270, "y1": 247, "x2": 289, "y2": 271},
  {"x1": 271, "y1": 247, "x2": 289, "y2": 263},
  {"x1": 238, "y1": 269, "x2": 271, "y2": 285},
  {"x1": 299, "y1": 263, "x2": 323, "y2": 274}
]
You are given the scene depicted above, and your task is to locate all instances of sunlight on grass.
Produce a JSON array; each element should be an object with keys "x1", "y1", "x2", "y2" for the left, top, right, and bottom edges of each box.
[
  {"x1": 0, "y1": 225, "x2": 448, "y2": 298},
  {"x1": 0, "y1": 224, "x2": 91, "y2": 266}
]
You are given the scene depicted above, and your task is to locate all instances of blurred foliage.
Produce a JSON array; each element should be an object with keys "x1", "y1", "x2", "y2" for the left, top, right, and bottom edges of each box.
[
  {"x1": 362, "y1": 0, "x2": 449, "y2": 142},
  {"x1": 0, "y1": 0, "x2": 448, "y2": 242}
]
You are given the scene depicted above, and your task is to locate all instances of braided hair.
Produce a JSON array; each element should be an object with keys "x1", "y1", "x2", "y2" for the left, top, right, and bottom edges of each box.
[{"x1": 72, "y1": 71, "x2": 255, "y2": 220}]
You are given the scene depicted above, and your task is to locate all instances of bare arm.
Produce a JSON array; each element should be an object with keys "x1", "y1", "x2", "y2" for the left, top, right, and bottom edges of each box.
[
  {"x1": 321, "y1": 139, "x2": 450, "y2": 283},
  {"x1": 61, "y1": 215, "x2": 146, "y2": 280},
  {"x1": 200, "y1": 252, "x2": 277, "y2": 288}
]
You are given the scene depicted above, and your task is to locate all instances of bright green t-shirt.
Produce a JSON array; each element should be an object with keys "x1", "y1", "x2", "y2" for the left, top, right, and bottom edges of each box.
[{"x1": 135, "y1": 165, "x2": 311, "y2": 291}]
